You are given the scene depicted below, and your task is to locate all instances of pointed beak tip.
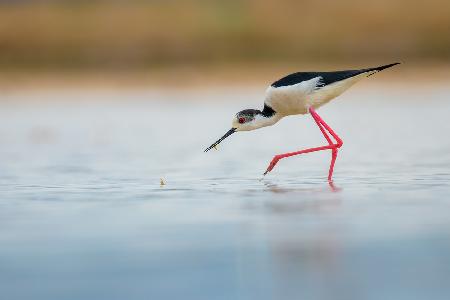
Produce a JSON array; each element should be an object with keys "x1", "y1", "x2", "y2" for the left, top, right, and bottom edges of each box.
[{"x1": 204, "y1": 128, "x2": 236, "y2": 153}]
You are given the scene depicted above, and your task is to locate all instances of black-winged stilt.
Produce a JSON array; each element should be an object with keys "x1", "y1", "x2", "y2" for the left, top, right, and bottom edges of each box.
[{"x1": 204, "y1": 63, "x2": 400, "y2": 182}]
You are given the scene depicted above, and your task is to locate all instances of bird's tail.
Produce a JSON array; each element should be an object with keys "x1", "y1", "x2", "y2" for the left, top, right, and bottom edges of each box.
[{"x1": 366, "y1": 62, "x2": 401, "y2": 76}]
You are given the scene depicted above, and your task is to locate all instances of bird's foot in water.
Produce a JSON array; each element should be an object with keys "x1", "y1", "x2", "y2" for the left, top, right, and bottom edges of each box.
[{"x1": 263, "y1": 155, "x2": 281, "y2": 175}]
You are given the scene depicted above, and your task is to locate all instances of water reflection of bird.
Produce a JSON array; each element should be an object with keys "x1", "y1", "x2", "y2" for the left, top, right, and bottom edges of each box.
[{"x1": 204, "y1": 63, "x2": 400, "y2": 182}]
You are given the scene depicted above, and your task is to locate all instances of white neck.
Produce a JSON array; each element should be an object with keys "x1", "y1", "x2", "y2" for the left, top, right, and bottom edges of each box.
[{"x1": 237, "y1": 113, "x2": 282, "y2": 131}]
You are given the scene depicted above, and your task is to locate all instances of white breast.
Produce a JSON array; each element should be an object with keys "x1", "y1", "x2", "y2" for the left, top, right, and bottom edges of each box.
[{"x1": 264, "y1": 77, "x2": 321, "y2": 116}]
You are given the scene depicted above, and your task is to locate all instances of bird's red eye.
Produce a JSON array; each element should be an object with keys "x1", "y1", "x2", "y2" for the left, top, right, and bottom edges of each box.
[{"x1": 238, "y1": 117, "x2": 245, "y2": 124}]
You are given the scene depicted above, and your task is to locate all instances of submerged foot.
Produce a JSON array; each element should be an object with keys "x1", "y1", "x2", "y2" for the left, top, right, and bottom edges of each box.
[{"x1": 263, "y1": 155, "x2": 281, "y2": 176}]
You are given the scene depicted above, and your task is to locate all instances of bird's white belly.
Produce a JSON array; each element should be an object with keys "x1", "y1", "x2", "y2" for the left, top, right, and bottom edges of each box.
[
  {"x1": 265, "y1": 73, "x2": 368, "y2": 116},
  {"x1": 265, "y1": 77, "x2": 320, "y2": 116},
  {"x1": 268, "y1": 90, "x2": 310, "y2": 115},
  {"x1": 308, "y1": 73, "x2": 367, "y2": 109}
]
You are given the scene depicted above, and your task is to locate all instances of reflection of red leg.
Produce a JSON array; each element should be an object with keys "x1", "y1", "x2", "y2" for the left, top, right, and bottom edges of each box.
[{"x1": 264, "y1": 106, "x2": 343, "y2": 181}]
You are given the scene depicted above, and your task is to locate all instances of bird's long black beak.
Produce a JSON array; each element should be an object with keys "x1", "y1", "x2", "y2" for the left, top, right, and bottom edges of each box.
[{"x1": 204, "y1": 128, "x2": 236, "y2": 152}]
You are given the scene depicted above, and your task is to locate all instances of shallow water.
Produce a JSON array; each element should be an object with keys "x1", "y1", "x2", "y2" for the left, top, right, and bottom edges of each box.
[{"x1": 1, "y1": 85, "x2": 450, "y2": 300}]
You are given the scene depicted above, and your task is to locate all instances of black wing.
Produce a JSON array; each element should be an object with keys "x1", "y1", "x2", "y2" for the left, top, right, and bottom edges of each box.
[{"x1": 271, "y1": 63, "x2": 400, "y2": 88}]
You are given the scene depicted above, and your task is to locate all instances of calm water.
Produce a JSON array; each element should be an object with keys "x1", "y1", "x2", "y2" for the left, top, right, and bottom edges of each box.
[{"x1": 1, "y1": 85, "x2": 450, "y2": 300}]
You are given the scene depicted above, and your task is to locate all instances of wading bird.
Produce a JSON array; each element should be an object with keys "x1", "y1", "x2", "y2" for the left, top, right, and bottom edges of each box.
[{"x1": 204, "y1": 63, "x2": 399, "y2": 182}]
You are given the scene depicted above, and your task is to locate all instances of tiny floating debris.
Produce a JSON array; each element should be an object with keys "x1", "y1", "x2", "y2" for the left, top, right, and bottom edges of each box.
[{"x1": 160, "y1": 178, "x2": 166, "y2": 186}]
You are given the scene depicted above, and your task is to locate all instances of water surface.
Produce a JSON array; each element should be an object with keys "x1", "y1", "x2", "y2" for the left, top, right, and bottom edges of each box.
[{"x1": 1, "y1": 85, "x2": 450, "y2": 300}]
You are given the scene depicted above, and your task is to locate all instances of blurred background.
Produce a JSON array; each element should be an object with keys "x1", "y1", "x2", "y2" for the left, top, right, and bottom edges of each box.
[
  {"x1": 0, "y1": 0, "x2": 449, "y2": 87},
  {"x1": 1, "y1": 1, "x2": 450, "y2": 300}
]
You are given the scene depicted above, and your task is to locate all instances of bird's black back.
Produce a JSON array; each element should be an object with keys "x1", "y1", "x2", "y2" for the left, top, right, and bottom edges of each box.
[{"x1": 271, "y1": 63, "x2": 399, "y2": 88}]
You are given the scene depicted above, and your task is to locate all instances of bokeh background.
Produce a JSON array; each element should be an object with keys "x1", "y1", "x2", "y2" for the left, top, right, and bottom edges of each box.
[
  {"x1": 0, "y1": 0, "x2": 449, "y2": 86},
  {"x1": 1, "y1": 1, "x2": 450, "y2": 300}
]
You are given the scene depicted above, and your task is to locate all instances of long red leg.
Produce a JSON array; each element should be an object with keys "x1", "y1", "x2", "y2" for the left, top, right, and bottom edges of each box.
[
  {"x1": 309, "y1": 107, "x2": 343, "y2": 181},
  {"x1": 263, "y1": 107, "x2": 343, "y2": 181},
  {"x1": 311, "y1": 114, "x2": 337, "y2": 181}
]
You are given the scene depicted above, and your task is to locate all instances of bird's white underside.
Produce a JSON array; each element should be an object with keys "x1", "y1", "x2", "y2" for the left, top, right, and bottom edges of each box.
[
  {"x1": 232, "y1": 71, "x2": 374, "y2": 131},
  {"x1": 264, "y1": 72, "x2": 371, "y2": 116}
]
